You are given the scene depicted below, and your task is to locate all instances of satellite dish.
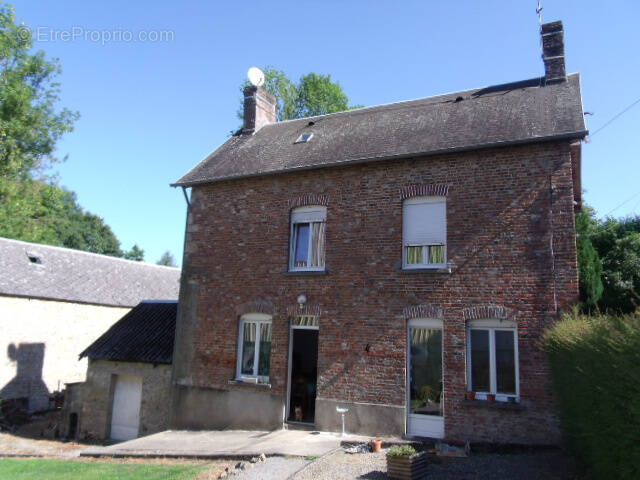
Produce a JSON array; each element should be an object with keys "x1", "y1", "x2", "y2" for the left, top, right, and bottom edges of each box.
[{"x1": 247, "y1": 67, "x2": 265, "y2": 87}]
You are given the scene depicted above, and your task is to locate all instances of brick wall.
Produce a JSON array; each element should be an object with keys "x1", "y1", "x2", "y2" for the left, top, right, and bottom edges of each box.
[{"x1": 174, "y1": 141, "x2": 578, "y2": 444}]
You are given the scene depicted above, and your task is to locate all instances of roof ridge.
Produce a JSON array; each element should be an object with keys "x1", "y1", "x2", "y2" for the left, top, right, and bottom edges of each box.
[
  {"x1": 0, "y1": 236, "x2": 180, "y2": 271},
  {"x1": 268, "y1": 75, "x2": 573, "y2": 126}
]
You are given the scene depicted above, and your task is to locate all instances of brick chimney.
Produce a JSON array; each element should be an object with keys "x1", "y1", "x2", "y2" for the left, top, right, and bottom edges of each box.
[
  {"x1": 243, "y1": 85, "x2": 277, "y2": 134},
  {"x1": 541, "y1": 21, "x2": 566, "y2": 84}
]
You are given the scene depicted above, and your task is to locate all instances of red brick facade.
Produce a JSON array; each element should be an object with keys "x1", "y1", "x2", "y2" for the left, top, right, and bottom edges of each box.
[{"x1": 173, "y1": 140, "x2": 578, "y2": 444}]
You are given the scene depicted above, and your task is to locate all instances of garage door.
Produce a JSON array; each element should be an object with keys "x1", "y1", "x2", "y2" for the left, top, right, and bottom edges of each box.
[{"x1": 110, "y1": 375, "x2": 143, "y2": 441}]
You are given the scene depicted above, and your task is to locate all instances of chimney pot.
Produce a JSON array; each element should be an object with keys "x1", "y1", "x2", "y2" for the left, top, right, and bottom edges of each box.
[
  {"x1": 541, "y1": 21, "x2": 566, "y2": 84},
  {"x1": 243, "y1": 85, "x2": 277, "y2": 134}
]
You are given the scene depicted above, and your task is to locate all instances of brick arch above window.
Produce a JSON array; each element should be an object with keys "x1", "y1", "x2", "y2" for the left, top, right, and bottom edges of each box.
[
  {"x1": 402, "y1": 303, "x2": 444, "y2": 320},
  {"x1": 400, "y1": 183, "x2": 450, "y2": 200},
  {"x1": 462, "y1": 305, "x2": 514, "y2": 322},
  {"x1": 286, "y1": 304, "x2": 322, "y2": 318},
  {"x1": 288, "y1": 194, "x2": 329, "y2": 210},
  {"x1": 235, "y1": 300, "x2": 275, "y2": 317}
]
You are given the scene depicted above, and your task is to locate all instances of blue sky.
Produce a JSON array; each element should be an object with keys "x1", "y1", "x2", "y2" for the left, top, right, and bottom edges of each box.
[{"x1": 11, "y1": 1, "x2": 640, "y2": 266}]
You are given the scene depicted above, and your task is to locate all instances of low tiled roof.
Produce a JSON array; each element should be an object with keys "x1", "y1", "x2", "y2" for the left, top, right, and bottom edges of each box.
[
  {"x1": 79, "y1": 301, "x2": 176, "y2": 364},
  {"x1": 174, "y1": 74, "x2": 587, "y2": 187},
  {"x1": 0, "y1": 237, "x2": 180, "y2": 307}
]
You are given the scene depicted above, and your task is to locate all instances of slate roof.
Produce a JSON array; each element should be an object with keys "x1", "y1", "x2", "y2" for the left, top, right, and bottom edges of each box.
[
  {"x1": 174, "y1": 74, "x2": 587, "y2": 187},
  {"x1": 0, "y1": 237, "x2": 180, "y2": 307},
  {"x1": 79, "y1": 301, "x2": 177, "y2": 364}
]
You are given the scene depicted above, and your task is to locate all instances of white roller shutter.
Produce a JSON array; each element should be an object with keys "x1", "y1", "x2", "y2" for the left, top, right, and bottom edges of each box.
[
  {"x1": 403, "y1": 197, "x2": 446, "y2": 246},
  {"x1": 291, "y1": 206, "x2": 326, "y2": 224}
]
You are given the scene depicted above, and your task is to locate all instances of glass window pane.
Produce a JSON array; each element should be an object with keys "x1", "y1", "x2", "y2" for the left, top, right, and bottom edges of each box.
[
  {"x1": 241, "y1": 322, "x2": 256, "y2": 375},
  {"x1": 470, "y1": 330, "x2": 490, "y2": 392},
  {"x1": 294, "y1": 223, "x2": 310, "y2": 267},
  {"x1": 406, "y1": 246, "x2": 423, "y2": 264},
  {"x1": 495, "y1": 330, "x2": 516, "y2": 394},
  {"x1": 428, "y1": 245, "x2": 445, "y2": 264},
  {"x1": 258, "y1": 323, "x2": 271, "y2": 376},
  {"x1": 409, "y1": 328, "x2": 443, "y2": 416}
]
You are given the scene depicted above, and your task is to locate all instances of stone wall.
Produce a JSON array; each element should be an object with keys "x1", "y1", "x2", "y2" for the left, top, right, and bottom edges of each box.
[
  {"x1": 172, "y1": 141, "x2": 579, "y2": 444},
  {"x1": 0, "y1": 296, "x2": 128, "y2": 411},
  {"x1": 79, "y1": 359, "x2": 172, "y2": 440}
]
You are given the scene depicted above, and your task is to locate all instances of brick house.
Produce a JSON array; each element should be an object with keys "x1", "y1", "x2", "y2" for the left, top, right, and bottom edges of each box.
[{"x1": 170, "y1": 21, "x2": 586, "y2": 444}]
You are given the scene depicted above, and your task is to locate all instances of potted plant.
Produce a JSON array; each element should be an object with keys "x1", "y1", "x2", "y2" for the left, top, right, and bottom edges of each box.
[
  {"x1": 386, "y1": 445, "x2": 427, "y2": 480},
  {"x1": 465, "y1": 390, "x2": 475, "y2": 401},
  {"x1": 486, "y1": 393, "x2": 496, "y2": 403}
]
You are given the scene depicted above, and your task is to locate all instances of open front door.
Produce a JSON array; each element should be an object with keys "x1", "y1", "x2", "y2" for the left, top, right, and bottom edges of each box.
[
  {"x1": 407, "y1": 318, "x2": 444, "y2": 438},
  {"x1": 287, "y1": 320, "x2": 319, "y2": 424}
]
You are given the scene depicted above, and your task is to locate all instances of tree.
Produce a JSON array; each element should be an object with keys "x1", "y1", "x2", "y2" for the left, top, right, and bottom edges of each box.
[
  {"x1": 123, "y1": 244, "x2": 145, "y2": 262},
  {"x1": 237, "y1": 66, "x2": 360, "y2": 123},
  {"x1": 575, "y1": 207, "x2": 603, "y2": 311},
  {"x1": 156, "y1": 250, "x2": 177, "y2": 267},
  {"x1": 587, "y1": 215, "x2": 640, "y2": 313},
  {"x1": 0, "y1": 3, "x2": 79, "y2": 179}
]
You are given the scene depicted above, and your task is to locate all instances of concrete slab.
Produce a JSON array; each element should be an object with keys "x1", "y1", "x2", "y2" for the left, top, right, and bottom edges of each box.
[
  {"x1": 81, "y1": 429, "x2": 409, "y2": 460},
  {"x1": 81, "y1": 429, "x2": 337, "y2": 459}
]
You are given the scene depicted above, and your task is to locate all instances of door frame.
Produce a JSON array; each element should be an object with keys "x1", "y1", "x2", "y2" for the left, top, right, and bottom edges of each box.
[
  {"x1": 286, "y1": 322, "x2": 319, "y2": 425},
  {"x1": 406, "y1": 318, "x2": 445, "y2": 439}
]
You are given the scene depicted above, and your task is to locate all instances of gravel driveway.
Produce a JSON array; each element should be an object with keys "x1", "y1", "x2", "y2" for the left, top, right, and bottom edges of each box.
[{"x1": 294, "y1": 448, "x2": 581, "y2": 480}]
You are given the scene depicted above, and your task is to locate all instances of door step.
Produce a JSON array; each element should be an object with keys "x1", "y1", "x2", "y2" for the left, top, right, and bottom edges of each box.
[{"x1": 285, "y1": 421, "x2": 316, "y2": 431}]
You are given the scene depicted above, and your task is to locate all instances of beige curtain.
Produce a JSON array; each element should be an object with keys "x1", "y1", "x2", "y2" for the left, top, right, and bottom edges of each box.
[
  {"x1": 292, "y1": 315, "x2": 319, "y2": 327},
  {"x1": 428, "y1": 245, "x2": 445, "y2": 264},
  {"x1": 311, "y1": 222, "x2": 326, "y2": 267},
  {"x1": 406, "y1": 246, "x2": 422, "y2": 264}
]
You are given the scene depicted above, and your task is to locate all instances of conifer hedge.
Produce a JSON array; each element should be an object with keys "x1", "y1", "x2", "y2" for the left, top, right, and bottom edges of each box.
[{"x1": 544, "y1": 311, "x2": 640, "y2": 479}]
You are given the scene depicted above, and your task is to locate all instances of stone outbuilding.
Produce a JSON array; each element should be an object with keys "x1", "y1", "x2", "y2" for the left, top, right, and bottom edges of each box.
[
  {"x1": 64, "y1": 301, "x2": 177, "y2": 441},
  {"x1": 0, "y1": 237, "x2": 180, "y2": 412}
]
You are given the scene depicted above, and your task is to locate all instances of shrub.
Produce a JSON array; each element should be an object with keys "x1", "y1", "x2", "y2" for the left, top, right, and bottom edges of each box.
[
  {"x1": 543, "y1": 311, "x2": 640, "y2": 479},
  {"x1": 387, "y1": 445, "x2": 417, "y2": 457}
]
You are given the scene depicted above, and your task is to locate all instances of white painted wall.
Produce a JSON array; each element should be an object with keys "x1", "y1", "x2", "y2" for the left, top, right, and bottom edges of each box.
[{"x1": 0, "y1": 296, "x2": 129, "y2": 410}]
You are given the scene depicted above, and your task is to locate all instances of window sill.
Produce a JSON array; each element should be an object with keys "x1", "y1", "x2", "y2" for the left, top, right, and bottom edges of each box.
[
  {"x1": 461, "y1": 399, "x2": 525, "y2": 411},
  {"x1": 282, "y1": 269, "x2": 328, "y2": 276},
  {"x1": 228, "y1": 379, "x2": 272, "y2": 390},
  {"x1": 398, "y1": 267, "x2": 452, "y2": 274}
]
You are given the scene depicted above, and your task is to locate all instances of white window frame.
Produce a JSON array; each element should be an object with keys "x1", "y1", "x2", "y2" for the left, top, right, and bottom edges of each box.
[
  {"x1": 466, "y1": 319, "x2": 519, "y2": 401},
  {"x1": 289, "y1": 205, "x2": 327, "y2": 272},
  {"x1": 402, "y1": 196, "x2": 447, "y2": 270},
  {"x1": 236, "y1": 313, "x2": 272, "y2": 383}
]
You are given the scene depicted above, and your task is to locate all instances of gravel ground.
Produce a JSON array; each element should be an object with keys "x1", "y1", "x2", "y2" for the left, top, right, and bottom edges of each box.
[
  {"x1": 0, "y1": 432, "x2": 84, "y2": 457},
  {"x1": 294, "y1": 448, "x2": 582, "y2": 480},
  {"x1": 232, "y1": 456, "x2": 310, "y2": 480}
]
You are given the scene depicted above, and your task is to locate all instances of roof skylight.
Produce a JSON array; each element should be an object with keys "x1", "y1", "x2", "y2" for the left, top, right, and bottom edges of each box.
[{"x1": 294, "y1": 132, "x2": 313, "y2": 144}]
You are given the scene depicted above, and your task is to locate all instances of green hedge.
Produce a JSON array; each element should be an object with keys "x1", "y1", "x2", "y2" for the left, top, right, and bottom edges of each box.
[{"x1": 544, "y1": 311, "x2": 640, "y2": 479}]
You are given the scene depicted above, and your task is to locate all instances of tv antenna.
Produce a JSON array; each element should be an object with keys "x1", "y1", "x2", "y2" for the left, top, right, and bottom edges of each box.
[
  {"x1": 536, "y1": 0, "x2": 543, "y2": 29},
  {"x1": 247, "y1": 67, "x2": 265, "y2": 87}
]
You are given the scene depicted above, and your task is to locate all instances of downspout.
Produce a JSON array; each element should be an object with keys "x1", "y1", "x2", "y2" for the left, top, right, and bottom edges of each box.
[{"x1": 181, "y1": 186, "x2": 190, "y2": 207}]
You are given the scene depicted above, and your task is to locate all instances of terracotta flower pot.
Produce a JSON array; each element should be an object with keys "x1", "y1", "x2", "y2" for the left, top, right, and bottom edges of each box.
[
  {"x1": 486, "y1": 393, "x2": 496, "y2": 403},
  {"x1": 371, "y1": 439, "x2": 382, "y2": 452},
  {"x1": 465, "y1": 391, "x2": 476, "y2": 401}
]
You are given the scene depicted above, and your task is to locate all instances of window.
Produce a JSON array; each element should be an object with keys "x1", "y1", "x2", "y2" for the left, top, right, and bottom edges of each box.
[
  {"x1": 289, "y1": 206, "x2": 326, "y2": 271},
  {"x1": 295, "y1": 132, "x2": 313, "y2": 143},
  {"x1": 236, "y1": 313, "x2": 272, "y2": 383},
  {"x1": 402, "y1": 197, "x2": 446, "y2": 269},
  {"x1": 466, "y1": 319, "x2": 519, "y2": 401}
]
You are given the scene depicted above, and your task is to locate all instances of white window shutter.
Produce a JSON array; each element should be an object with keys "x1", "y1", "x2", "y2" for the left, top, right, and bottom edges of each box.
[
  {"x1": 403, "y1": 198, "x2": 446, "y2": 245},
  {"x1": 291, "y1": 206, "x2": 326, "y2": 223}
]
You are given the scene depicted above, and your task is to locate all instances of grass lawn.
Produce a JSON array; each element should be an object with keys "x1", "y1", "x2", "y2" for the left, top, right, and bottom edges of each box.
[{"x1": 0, "y1": 458, "x2": 208, "y2": 480}]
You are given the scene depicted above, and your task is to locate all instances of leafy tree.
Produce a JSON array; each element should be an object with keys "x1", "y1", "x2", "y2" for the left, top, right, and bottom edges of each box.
[
  {"x1": 157, "y1": 250, "x2": 177, "y2": 267},
  {"x1": 0, "y1": 3, "x2": 79, "y2": 179},
  {"x1": 123, "y1": 244, "x2": 145, "y2": 262},
  {"x1": 0, "y1": 178, "x2": 123, "y2": 255},
  {"x1": 589, "y1": 215, "x2": 640, "y2": 313},
  {"x1": 237, "y1": 66, "x2": 360, "y2": 123},
  {"x1": 576, "y1": 207, "x2": 603, "y2": 311}
]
